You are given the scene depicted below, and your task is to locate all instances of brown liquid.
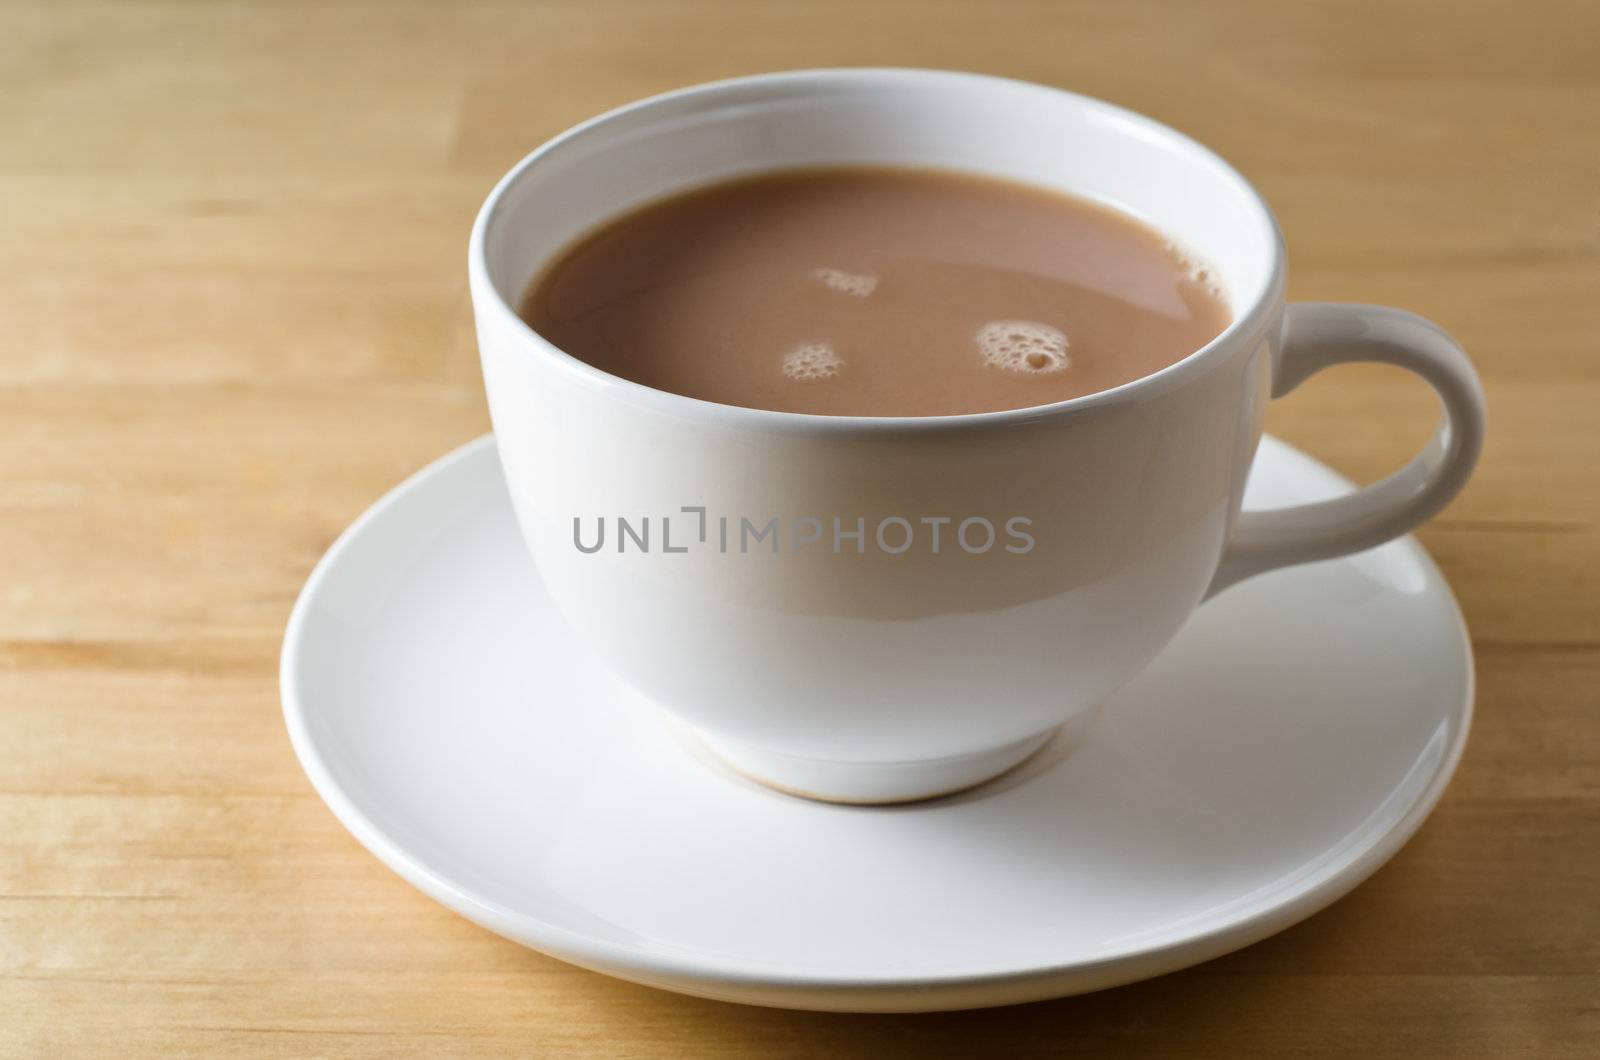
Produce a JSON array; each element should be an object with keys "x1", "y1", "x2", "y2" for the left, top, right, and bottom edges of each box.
[{"x1": 520, "y1": 167, "x2": 1231, "y2": 417}]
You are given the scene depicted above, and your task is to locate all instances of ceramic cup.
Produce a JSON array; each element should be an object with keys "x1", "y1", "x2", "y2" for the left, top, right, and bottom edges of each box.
[{"x1": 469, "y1": 69, "x2": 1485, "y2": 804}]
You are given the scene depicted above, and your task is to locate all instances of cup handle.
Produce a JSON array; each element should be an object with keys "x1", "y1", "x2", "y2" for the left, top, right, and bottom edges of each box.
[{"x1": 1207, "y1": 302, "x2": 1486, "y2": 598}]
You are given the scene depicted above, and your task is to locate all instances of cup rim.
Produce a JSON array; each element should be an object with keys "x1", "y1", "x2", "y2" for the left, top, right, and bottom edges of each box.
[{"x1": 468, "y1": 67, "x2": 1287, "y2": 434}]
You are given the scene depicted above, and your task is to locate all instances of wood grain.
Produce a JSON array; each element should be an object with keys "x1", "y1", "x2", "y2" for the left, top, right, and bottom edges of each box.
[{"x1": 3, "y1": 0, "x2": 1597, "y2": 1055}]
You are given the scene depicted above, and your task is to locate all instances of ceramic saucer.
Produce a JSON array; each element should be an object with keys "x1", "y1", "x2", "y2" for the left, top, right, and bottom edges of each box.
[{"x1": 281, "y1": 434, "x2": 1472, "y2": 1012}]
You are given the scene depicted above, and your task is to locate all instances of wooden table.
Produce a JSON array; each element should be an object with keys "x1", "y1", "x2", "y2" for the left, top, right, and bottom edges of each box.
[{"x1": 4, "y1": 1, "x2": 1596, "y2": 1054}]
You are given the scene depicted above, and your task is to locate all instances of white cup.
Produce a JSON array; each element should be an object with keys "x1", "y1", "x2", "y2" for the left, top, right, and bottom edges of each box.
[{"x1": 469, "y1": 69, "x2": 1484, "y2": 804}]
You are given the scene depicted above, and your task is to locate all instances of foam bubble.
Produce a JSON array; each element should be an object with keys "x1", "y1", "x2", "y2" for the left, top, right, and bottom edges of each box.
[
  {"x1": 1163, "y1": 240, "x2": 1225, "y2": 300},
  {"x1": 975, "y1": 321, "x2": 1069, "y2": 374},
  {"x1": 813, "y1": 267, "x2": 878, "y2": 298},
  {"x1": 782, "y1": 342, "x2": 844, "y2": 381}
]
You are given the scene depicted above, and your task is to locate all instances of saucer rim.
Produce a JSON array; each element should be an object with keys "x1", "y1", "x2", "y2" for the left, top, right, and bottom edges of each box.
[{"x1": 280, "y1": 433, "x2": 1474, "y2": 1007}]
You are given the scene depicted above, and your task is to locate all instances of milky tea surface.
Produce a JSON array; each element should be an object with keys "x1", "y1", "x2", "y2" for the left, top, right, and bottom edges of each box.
[{"x1": 520, "y1": 167, "x2": 1231, "y2": 417}]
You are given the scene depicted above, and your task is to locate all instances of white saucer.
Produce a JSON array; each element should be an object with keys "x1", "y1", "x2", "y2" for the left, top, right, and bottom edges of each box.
[{"x1": 281, "y1": 434, "x2": 1472, "y2": 1012}]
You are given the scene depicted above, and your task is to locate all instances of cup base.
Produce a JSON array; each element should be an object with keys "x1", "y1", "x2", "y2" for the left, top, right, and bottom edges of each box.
[{"x1": 688, "y1": 727, "x2": 1060, "y2": 805}]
